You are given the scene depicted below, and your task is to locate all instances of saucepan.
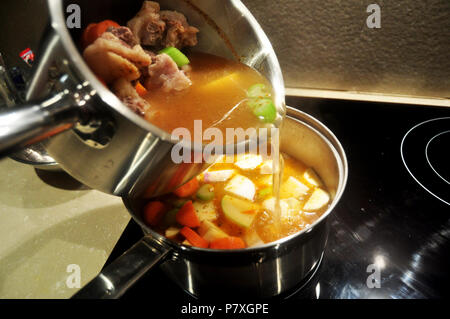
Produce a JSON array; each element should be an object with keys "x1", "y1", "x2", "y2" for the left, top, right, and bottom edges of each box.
[
  {"x1": 0, "y1": 0, "x2": 285, "y2": 198},
  {"x1": 73, "y1": 107, "x2": 348, "y2": 299}
]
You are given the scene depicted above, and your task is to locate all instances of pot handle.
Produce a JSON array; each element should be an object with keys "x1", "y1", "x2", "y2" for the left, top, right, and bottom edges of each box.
[
  {"x1": 0, "y1": 91, "x2": 80, "y2": 156},
  {"x1": 72, "y1": 236, "x2": 172, "y2": 299}
]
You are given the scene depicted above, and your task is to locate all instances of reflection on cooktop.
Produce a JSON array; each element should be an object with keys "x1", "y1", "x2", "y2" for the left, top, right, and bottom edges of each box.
[{"x1": 106, "y1": 97, "x2": 450, "y2": 303}]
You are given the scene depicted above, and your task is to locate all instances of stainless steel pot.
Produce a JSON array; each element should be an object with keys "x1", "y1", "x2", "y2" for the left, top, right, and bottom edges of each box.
[
  {"x1": 73, "y1": 107, "x2": 348, "y2": 299},
  {"x1": 0, "y1": 0, "x2": 285, "y2": 198}
]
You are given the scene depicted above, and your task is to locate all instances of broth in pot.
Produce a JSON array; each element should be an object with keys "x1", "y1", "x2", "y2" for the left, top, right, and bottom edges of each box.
[{"x1": 141, "y1": 151, "x2": 331, "y2": 249}]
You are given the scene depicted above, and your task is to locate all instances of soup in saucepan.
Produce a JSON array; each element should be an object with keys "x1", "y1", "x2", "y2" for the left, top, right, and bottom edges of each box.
[{"x1": 141, "y1": 153, "x2": 331, "y2": 249}]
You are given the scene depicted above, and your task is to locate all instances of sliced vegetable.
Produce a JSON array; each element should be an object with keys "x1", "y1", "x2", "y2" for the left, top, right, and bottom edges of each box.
[
  {"x1": 284, "y1": 197, "x2": 302, "y2": 211},
  {"x1": 81, "y1": 23, "x2": 98, "y2": 49},
  {"x1": 259, "y1": 175, "x2": 273, "y2": 186},
  {"x1": 234, "y1": 154, "x2": 263, "y2": 170},
  {"x1": 303, "y1": 168, "x2": 323, "y2": 187},
  {"x1": 135, "y1": 81, "x2": 148, "y2": 97},
  {"x1": 280, "y1": 176, "x2": 309, "y2": 199},
  {"x1": 180, "y1": 227, "x2": 209, "y2": 248},
  {"x1": 248, "y1": 98, "x2": 277, "y2": 123},
  {"x1": 174, "y1": 178, "x2": 199, "y2": 198},
  {"x1": 210, "y1": 236, "x2": 246, "y2": 250},
  {"x1": 257, "y1": 187, "x2": 272, "y2": 200},
  {"x1": 198, "y1": 220, "x2": 229, "y2": 242},
  {"x1": 221, "y1": 195, "x2": 259, "y2": 228},
  {"x1": 161, "y1": 208, "x2": 179, "y2": 228},
  {"x1": 224, "y1": 175, "x2": 256, "y2": 201},
  {"x1": 244, "y1": 229, "x2": 265, "y2": 247},
  {"x1": 203, "y1": 169, "x2": 235, "y2": 183},
  {"x1": 82, "y1": 20, "x2": 120, "y2": 48},
  {"x1": 259, "y1": 160, "x2": 273, "y2": 174},
  {"x1": 247, "y1": 83, "x2": 271, "y2": 99},
  {"x1": 196, "y1": 184, "x2": 215, "y2": 201},
  {"x1": 159, "y1": 47, "x2": 190, "y2": 67},
  {"x1": 193, "y1": 201, "x2": 217, "y2": 222},
  {"x1": 215, "y1": 154, "x2": 237, "y2": 164},
  {"x1": 303, "y1": 188, "x2": 330, "y2": 211},
  {"x1": 202, "y1": 73, "x2": 240, "y2": 92},
  {"x1": 176, "y1": 201, "x2": 200, "y2": 228},
  {"x1": 143, "y1": 201, "x2": 166, "y2": 226},
  {"x1": 165, "y1": 226, "x2": 181, "y2": 238}
]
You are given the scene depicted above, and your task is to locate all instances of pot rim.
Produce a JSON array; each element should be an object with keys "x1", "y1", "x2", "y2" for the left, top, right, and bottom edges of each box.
[{"x1": 123, "y1": 106, "x2": 349, "y2": 254}]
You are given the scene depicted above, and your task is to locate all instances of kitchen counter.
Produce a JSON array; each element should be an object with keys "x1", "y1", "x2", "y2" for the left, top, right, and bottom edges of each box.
[{"x1": 0, "y1": 158, "x2": 130, "y2": 298}]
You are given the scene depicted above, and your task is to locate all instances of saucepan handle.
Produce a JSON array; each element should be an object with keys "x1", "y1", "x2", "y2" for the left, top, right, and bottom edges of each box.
[
  {"x1": 0, "y1": 92, "x2": 79, "y2": 156},
  {"x1": 72, "y1": 236, "x2": 172, "y2": 299}
]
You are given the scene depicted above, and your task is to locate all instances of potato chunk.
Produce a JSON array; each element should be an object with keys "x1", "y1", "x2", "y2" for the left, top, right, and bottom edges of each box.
[{"x1": 303, "y1": 188, "x2": 330, "y2": 211}]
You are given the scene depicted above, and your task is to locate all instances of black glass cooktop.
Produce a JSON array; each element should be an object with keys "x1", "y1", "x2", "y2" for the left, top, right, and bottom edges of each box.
[{"x1": 105, "y1": 97, "x2": 450, "y2": 304}]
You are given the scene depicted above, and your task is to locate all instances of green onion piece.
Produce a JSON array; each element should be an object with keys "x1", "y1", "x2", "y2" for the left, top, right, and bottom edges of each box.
[
  {"x1": 159, "y1": 47, "x2": 190, "y2": 67},
  {"x1": 247, "y1": 83, "x2": 271, "y2": 99},
  {"x1": 257, "y1": 187, "x2": 273, "y2": 199},
  {"x1": 248, "y1": 98, "x2": 277, "y2": 123},
  {"x1": 196, "y1": 184, "x2": 215, "y2": 201},
  {"x1": 161, "y1": 208, "x2": 179, "y2": 228}
]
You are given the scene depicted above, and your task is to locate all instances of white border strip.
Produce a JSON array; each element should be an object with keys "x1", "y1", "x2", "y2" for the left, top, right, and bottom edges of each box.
[{"x1": 286, "y1": 88, "x2": 450, "y2": 107}]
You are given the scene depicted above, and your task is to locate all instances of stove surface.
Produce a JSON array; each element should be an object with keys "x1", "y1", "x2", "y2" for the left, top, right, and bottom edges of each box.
[{"x1": 106, "y1": 97, "x2": 450, "y2": 302}]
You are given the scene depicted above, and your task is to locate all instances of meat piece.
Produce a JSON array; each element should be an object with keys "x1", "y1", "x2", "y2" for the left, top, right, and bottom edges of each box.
[
  {"x1": 112, "y1": 78, "x2": 150, "y2": 116},
  {"x1": 127, "y1": 1, "x2": 199, "y2": 49},
  {"x1": 93, "y1": 32, "x2": 151, "y2": 68},
  {"x1": 160, "y1": 10, "x2": 199, "y2": 48},
  {"x1": 144, "y1": 53, "x2": 192, "y2": 92},
  {"x1": 144, "y1": 49, "x2": 157, "y2": 62},
  {"x1": 127, "y1": 1, "x2": 166, "y2": 46},
  {"x1": 122, "y1": 96, "x2": 151, "y2": 116},
  {"x1": 83, "y1": 30, "x2": 152, "y2": 83},
  {"x1": 107, "y1": 26, "x2": 138, "y2": 47},
  {"x1": 86, "y1": 51, "x2": 141, "y2": 83}
]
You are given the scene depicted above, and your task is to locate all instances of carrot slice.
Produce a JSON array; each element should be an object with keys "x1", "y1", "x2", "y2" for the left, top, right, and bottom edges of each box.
[
  {"x1": 173, "y1": 178, "x2": 199, "y2": 198},
  {"x1": 135, "y1": 81, "x2": 148, "y2": 97},
  {"x1": 210, "y1": 237, "x2": 246, "y2": 250},
  {"x1": 81, "y1": 20, "x2": 120, "y2": 48},
  {"x1": 176, "y1": 201, "x2": 200, "y2": 228},
  {"x1": 180, "y1": 227, "x2": 208, "y2": 248},
  {"x1": 143, "y1": 201, "x2": 166, "y2": 226},
  {"x1": 81, "y1": 23, "x2": 98, "y2": 49}
]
